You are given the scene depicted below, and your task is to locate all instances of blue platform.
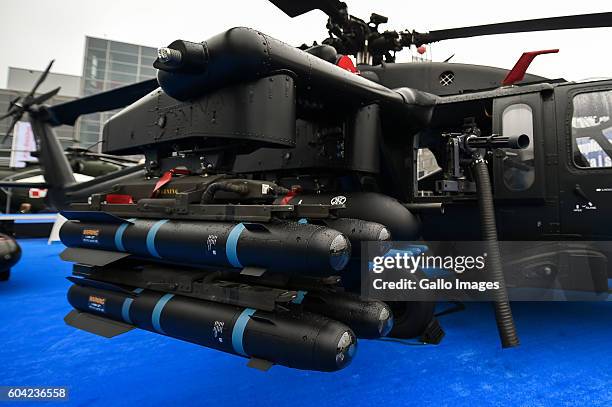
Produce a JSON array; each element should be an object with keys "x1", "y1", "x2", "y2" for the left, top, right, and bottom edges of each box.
[{"x1": 1, "y1": 239, "x2": 611, "y2": 406}]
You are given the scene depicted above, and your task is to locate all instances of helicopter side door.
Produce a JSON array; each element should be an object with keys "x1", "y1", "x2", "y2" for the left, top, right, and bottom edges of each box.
[{"x1": 555, "y1": 81, "x2": 612, "y2": 239}]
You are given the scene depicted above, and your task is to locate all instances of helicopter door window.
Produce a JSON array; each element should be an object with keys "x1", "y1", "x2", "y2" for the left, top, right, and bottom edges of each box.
[
  {"x1": 571, "y1": 90, "x2": 612, "y2": 168},
  {"x1": 502, "y1": 103, "x2": 535, "y2": 191}
]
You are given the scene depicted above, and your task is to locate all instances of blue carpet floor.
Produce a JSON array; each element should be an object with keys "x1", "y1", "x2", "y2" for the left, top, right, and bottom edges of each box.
[{"x1": 1, "y1": 239, "x2": 611, "y2": 406}]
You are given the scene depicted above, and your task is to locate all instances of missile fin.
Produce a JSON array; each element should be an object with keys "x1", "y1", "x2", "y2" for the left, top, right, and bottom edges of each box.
[
  {"x1": 240, "y1": 267, "x2": 267, "y2": 277},
  {"x1": 67, "y1": 276, "x2": 136, "y2": 295},
  {"x1": 247, "y1": 357, "x2": 274, "y2": 372},
  {"x1": 60, "y1": 247, "x2": 130, "y2": 267},
  {"x1": 60, "y1": 210, "x2": 132, "y2": 224},
  {"x1": 64, "y1": 310, "x2": 134, "y2": 338}
]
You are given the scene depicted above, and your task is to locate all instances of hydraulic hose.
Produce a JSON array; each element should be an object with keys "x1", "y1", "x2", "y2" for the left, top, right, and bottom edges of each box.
[{"x1": 472, "y1": 156, "x2": 520, "y2": 348}]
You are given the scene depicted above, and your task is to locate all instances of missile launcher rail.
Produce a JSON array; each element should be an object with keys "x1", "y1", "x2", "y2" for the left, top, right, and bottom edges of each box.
[
  {"x1": 68, "y1": 202, "x2": 342, "y2": 223},
  {"x1": 60, "y1": 185, "x2": 395, "y2": 371},
  {"x1": 67, "y1": 260, "x2": 392, "y2": 340},
  {"x1": 69, "y1": 264, "x2": 300, "y2": 312}
]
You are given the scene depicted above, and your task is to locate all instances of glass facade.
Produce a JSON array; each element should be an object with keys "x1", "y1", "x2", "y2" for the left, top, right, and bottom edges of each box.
[
  {"x1": 77, "y1": 36, "x2": 157, "y2": 150},
  {"x1": 0, "y1": 37, "x2": 154, "y2": 167}
]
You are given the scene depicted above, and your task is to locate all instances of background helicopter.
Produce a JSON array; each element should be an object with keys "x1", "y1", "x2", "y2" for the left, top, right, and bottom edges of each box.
[
  {"x1": 0, "y1": 0, "x2": 610, "y2": 365},
  {"x1": 0, "y1": 61, "x2": 144, "y2": 214},
  {"x1": 0, "y1": 60, "x2": 150, "y2": 212},
  {"x1": 0, "y1": 146, "x2": 140, "y2": 213}
]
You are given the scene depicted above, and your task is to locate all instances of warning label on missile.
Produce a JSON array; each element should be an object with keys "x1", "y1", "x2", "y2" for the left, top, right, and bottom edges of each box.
[
  {"x1": 82, "y1": 229, "x2": 100, "y2": 244},
  {"x1": 88, "y1": 295, "x2": 106, "y2": 312}
]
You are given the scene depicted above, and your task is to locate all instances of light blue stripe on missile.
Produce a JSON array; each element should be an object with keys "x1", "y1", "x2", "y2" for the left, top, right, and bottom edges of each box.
[
  {"x1": 146, "y1": 219, "x2": 169, "y2": 258},
  {"x1": 292, "y1": 290, "x2": 308, "y2": 304},
  {"x1": 114, "y1": 218, "x2": 136, "y2": 252},
  {"x1": 232, "y1": 308, "x2": 255, "y2": 356},
  {"x1": 151, "y1": 293, "x2": 174, "y2": 334},
  {"x1": 226, "y1": 223, "x2": 245, "y2": 268},
  {"x1": 121, "y1": 287, "x2": 144, "y2": 324},
  {"x1": 121, "y1": 299, "x2": 133, "y2": 324}
]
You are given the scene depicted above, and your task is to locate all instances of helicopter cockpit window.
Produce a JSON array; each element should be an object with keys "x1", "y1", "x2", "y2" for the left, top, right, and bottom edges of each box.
[
  {"x1": 572, "y1": 90, "x2": 612, "y2": 169},
  {"x1": 502, "y1": 103, "x2": 535, "y2": 191}
]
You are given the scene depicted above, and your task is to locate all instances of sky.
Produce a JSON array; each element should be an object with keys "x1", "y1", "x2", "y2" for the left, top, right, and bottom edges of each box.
[{"x1": 0, "y1": 0, "x2": 611, "y2": 89}]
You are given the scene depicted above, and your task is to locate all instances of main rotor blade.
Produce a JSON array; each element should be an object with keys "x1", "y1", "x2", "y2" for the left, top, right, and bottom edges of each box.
[
  {"x1": 30, "y1": 87, "x2": 61, "y2": 106},
  {"x1": 47, "y1": 78, "x2": 159, "y2": 126},
  {"x1": 1, "y1": 98, "x2": 22, "y2": 121},
  {"x1": 25, "y1": 60, "x2": 55, "y2": 101},
  {"x1": 416, "y1": 12, "x2": 612, "y2": 44},
  {"x1": 269, "y1": 0, "x2": 346, "y2": 20},
  {"x1": 8, "y1": 95, "x2": 21, "y2": 109}
]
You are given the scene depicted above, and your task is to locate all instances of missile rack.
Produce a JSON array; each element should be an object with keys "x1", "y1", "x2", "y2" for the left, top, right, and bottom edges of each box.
[{"x1": 57, "y1": 27, "x2": 433, "y2": 372}]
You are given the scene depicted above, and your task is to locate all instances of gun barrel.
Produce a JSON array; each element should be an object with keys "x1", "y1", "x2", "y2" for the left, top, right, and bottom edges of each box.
[{"x1": 466, "y1": 133, "x2": 530, "y2": 150}]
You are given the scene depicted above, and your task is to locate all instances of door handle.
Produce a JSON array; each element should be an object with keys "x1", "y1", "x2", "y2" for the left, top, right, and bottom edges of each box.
[{"x1": 574, "y1": 184, "x2": 591, "y2": 202}]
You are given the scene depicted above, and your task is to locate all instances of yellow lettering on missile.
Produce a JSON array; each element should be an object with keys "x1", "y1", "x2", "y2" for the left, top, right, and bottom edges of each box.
[{"x1": 88, "y1": 295, "x2": 106, "y2": 305}]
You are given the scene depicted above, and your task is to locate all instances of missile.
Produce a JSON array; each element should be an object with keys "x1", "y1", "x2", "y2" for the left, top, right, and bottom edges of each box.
[
  {"x1": 320, "y1": 218, "x2": 391, "y2": 256},
  {"x1": 59, "y1": 218, "x2": 351, "y2": 274},
  {"x1": 66, "y1": 284, "x2": 357, "y2": 372},
  {"x1": 297, "y1": 291, "x2": 394, "y2": 339}
]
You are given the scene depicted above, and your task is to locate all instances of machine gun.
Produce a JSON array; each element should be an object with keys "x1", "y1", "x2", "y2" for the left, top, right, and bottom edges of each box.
[{"x1": 436, "y1": 119, "x2": 530, "y2": 194}]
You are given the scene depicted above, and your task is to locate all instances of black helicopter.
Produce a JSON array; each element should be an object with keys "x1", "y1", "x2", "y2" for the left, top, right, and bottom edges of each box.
[
  {"x1": 0, "y1": 146, "x2": 141, "y2": 213},
  {"x1": 1, "y1": 0, "x2": 611, "y2": 371}
]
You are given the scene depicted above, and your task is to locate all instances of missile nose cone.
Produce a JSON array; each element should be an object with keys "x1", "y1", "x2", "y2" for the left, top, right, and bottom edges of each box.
[
  {"x1": 335, "y1": 330, "x2": 357, "y2": 369},
  {"x1": 378, "y1": 306, "x2": 394, "y2": 337},
  {"x1": 377, "y1": 227, "x2": 391, "y2": 241},
  {"x1": 377, "y1": 226, "x2": 392, "y2": 255},
  {"x1": 329, "y1": 234, "x2": 351, "y2": 271}
]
